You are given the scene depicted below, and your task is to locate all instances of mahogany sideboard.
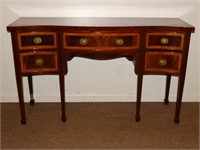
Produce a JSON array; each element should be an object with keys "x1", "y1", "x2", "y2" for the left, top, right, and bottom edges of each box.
[{"x1": 7, "y1": 17, "x2": 195, "y2": 124}]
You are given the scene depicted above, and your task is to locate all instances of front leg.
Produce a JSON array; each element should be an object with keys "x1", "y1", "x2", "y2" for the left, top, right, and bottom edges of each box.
[
  {"x1": 174, "y1": 75, "x2": 186, "y2": 124},
  {"x1": 135, "y1": 74, "x2": 143, "y2": 122},
  {"x1": 59, "y1": 73, "x2": 66, "y2": 122},
  {"x1": 16, "y1": 75, "x2": 26, "y2": 124}
]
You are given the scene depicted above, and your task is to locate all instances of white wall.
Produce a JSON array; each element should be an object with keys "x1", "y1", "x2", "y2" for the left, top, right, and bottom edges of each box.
[
  {"x1": 198, "y1": 0, "x2": 200, "y2": 102},
  {"x1": 0, "y1": 0, "x2": 199, "y2": 103}
]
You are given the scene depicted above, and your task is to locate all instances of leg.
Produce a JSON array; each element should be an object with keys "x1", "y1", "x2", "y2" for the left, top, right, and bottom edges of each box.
[
  {"x1": 59, "y1": 74, "x2": 66, "y2": 122},
  {"x1": 164, "y1": 75, "x2": 171, "y2": 105},
  {"x1": 16, "y1": 76, "x2": 26, "y2": 124},
  {"x1": 28, "y1": 76, "x2": 35, "y2": 105},
  {"x1": 174, "y1": 75, "x2": 186, "y2": 124},
  {"x1": 135, "y1": 74, "x2": 143, "y2": 122}
]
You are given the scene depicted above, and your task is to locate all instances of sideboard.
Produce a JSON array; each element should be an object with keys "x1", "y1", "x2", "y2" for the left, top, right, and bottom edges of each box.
[{"x1": 7, "y1": 17, "x2": 195, "y2": 124}]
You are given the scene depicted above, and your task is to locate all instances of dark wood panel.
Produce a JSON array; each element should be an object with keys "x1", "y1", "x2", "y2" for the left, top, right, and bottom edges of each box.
[{"x1": 7, "y1": 17, "x2": 195, "y2": 29}]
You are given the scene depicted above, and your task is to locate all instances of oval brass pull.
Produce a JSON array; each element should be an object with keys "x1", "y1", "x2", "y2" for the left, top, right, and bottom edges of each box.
[
  {"x1": 79, "y1": 38, "x2": 88, "y2": 46},
  {"x1": 160, "y1": 37, "x2": 169, "y2": 45},
  {"x1": 158, "y1": 59, "x2": 167, "y2": 66},
  {"x1": 116, "y1": 38, "x2": 124, "y2": 46},
  {"x1": 33, "y1": 37, "x2": 42, "y2": 44},
  {"x1": 35, "y1": 58, "x2": 44, "y2": 66}
]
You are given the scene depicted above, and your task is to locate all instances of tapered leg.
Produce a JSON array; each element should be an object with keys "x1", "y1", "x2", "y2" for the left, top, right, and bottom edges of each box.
[
  {"x1": 59, "y1": 74, "x2": 66, "y2": 122},
  {"x1": 164, "y1": 75, "x2": 171, "y2": 105},
  {"x1": 174, "y1": 75, "x2": 186, "y2": 124},
  {"x1": 135, "y1": 74, "x2": 143, "y2": 122},
  {"x1": 28, "y1": 76, "x2": 35, "y2": 105},
  {"x1": 16, "y1": 76, "x2": 26, "y2": 124}
]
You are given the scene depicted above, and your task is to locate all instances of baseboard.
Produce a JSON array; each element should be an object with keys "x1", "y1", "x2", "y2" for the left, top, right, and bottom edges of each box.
[{"x1": 0, "y1": 94, "x2": 199, "y2": 103}]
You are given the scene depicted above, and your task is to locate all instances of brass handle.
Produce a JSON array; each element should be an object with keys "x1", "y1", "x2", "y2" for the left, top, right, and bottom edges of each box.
[
  {"x1": 116, "y1": 38, "x2": 124, "y2": 46},
  {"x1": 35, "y1": 58, "x2": 44, "y2": 66},
  {"x1": 33, "y1": 37, "x2": 42, "y2": 44},
  {"x1": 158, "y1": 59, "x2": 167, "y2": 66},
  {"x1": 160, "y1": 37, "x2": 169, "y2": 45},
  {"x1": 80, "y1": 38, "x2": 88, "y2": 46}
]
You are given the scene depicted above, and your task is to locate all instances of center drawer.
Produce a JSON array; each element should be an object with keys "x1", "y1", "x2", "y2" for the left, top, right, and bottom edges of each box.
[{"x1": 63, "y1": 33, "x2": 139, "y2": 49}]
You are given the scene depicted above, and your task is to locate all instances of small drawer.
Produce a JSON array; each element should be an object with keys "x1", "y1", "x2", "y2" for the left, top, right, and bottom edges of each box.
[
  {"x1": 20, "y1": 52, "x2": 58, "y2": 73},
  {"x1": 63, "y1": 33, "x2": 139, "y2": 49},
  {"x1": 146, "y1": 33, "x2": 184, "y2": 50},
  {"x1": 18, "y1": 32, "x2": 57, "y2": 50},
  {"x1": 144, "y1": 52, "x2": 182, "y2": 74}
]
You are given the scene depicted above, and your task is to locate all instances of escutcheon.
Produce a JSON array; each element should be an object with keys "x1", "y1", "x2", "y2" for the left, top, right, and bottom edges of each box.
[
  {"x1": 160, "y1": 37, "x2": 169, "y2": 45},
  {"x1": 158, "y1": 59, "x2": 167, "y2": 66},
  {"x1": 116, "y1": 38, "x2": 124, "y2": 46},
  {"x1": 33, "y1": 37, "x2": 42, "y2": 44},
  {"x1": 35, "y1": 58, "x2": 44, "y2": 66}
]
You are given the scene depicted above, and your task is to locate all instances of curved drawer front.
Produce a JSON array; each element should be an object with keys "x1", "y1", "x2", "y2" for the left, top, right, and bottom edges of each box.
[
  {"x1": 20, "y1": 52, "x2": 58, "y2": 73},
  {"x1": 144, "y1": 52, "x2": 182, "y2": 74},
  {"x1": 18, "y1": 32, "x2": 57, "y2": 50},
  {"x1": 63, "y1": 33, "x2": 139, "y2": 50},
  {"x1": 146, "y1": 33, "x2": 184, "y2": 50}
]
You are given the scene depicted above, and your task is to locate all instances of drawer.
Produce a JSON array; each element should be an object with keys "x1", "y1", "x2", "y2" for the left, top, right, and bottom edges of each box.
[
  {"x1": 144, "y1": 52, "x2": 182, "y2": 74},
  {"x1": 63, "y1": 33, "x2": 139, "y2": 49},
  {"x1": 146, "y1": 33, "x2": 184, "y2": 50},
  {"x1": 18, "y1": 32, "x2": 57, "y2": 50},
  {"x1": 20, "y1": 52, "x2": 58, "y2": 73}
]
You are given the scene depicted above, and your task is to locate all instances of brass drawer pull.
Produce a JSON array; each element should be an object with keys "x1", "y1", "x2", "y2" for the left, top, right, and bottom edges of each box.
[
  {"x1": 158, "y1": 59, "x2": 167, "y2": 66},
  {"x1": 79, "y1": 38, "x2": 88, "y2": 45},
  {"x1": 33, "y1": 37, "x2": 42, "y2": 44},
  {"x1": 116, "y1": 38, "x2": 124, "y2": 46},
  {"x1": 35, "y1": 58, "x2": 44, "y2": 66},
  {"x1": 160, "y1": 37, "x2": 169, "y2": 45}
]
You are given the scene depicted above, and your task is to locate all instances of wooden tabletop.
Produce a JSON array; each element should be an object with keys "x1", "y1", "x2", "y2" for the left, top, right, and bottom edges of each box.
[{"x1": 7, "y1": 17, "x2": 195, "y2": 32}]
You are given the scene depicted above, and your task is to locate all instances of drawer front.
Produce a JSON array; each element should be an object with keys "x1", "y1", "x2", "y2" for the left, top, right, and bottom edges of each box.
[
  {"x1": 146, "y1": 33, "x2": 184, "y2": 50},
  {"x1": 144, "y1": 52, "x2": 182, "y2": 74},
  {"x1": 20, "y1": 52, "x2": 58, "y2": 73},
  {"x1": 63, "y1": 33, "x2": 139, "y2": 49},
  {"x1": 18, "y1": 32, "x2": 57, "y2": 50}
]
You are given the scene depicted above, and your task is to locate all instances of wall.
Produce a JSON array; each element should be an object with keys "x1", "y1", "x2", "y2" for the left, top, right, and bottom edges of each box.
[{"x1": 0, "y1": 0, "x2": 199, "y2": 102}]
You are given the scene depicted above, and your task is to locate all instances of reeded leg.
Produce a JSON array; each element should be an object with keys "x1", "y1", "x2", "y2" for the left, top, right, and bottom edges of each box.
[
  {"x1": 164, "y1": 75, "x2": 171, "y2": 105},
  {"x1": 174, "y1": 75, "x2": 186, "y2": 124},
  {"x1": 135, "y1": 74, "x2": 143, "y2": 122},
  {"x1": 16, "y1": 76, "x2": 26, "y2": 124},
  {"x1": 59, "y1": 74, "x2": 66, "y2": 122},
  {"x1": 28, "y1": 76, "x2": 35, "y2": 105}
]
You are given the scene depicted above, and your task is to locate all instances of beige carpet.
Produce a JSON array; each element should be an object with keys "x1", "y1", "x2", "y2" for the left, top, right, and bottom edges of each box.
[{"x1": 1, "y1": 102, "x2": 199, "y2": 149}]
